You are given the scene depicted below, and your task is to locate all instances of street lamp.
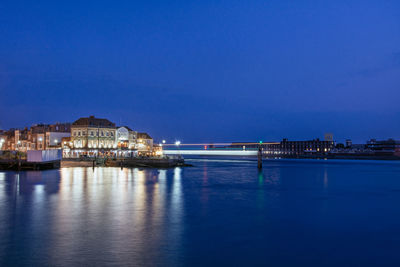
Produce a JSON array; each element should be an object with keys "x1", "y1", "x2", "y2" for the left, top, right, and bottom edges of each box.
[
  {"x1": 175, "y1": 141, "x2": 181, "y2": 157},
  {"x1": 162, "y1": 140, "x2": 166, "y2": 144}
]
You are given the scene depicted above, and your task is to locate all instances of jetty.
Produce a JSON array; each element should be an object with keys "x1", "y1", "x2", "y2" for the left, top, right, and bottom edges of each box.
[
  {"x1": 0, "y1": 157, "x2": 188, "y2": 171},
  {"x1": 0, "y1": 159, "x2": 61, "y2": 171}
]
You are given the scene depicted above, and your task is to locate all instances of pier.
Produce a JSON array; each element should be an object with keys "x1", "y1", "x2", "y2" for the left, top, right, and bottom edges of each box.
[
  {"x1": 163, "y1": 150, "x2": 258, "y2": 156},
  {"x1": 0, "y1": 159, "x2": 61, "y2": 171}
]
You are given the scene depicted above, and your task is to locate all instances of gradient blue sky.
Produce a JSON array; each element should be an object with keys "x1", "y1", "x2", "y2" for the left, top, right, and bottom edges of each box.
[{"x1": 1, "y1": 0, "x2": 399, "y2": 143}]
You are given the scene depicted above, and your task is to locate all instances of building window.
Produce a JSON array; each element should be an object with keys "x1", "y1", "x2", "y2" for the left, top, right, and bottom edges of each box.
[{"x1": 91, "y1": 131, "x2": 94, "y2": 136}]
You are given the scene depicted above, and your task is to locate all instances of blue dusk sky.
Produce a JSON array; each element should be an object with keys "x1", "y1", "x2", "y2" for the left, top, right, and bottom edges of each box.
[{"x1": 0, "y1": 0, "x2": 399, "y2": 143}]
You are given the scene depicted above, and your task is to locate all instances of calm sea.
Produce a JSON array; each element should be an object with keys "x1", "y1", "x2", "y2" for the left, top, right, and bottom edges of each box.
[{"x1": 1, "y1": 158, "x2": 400, "y2": 266}]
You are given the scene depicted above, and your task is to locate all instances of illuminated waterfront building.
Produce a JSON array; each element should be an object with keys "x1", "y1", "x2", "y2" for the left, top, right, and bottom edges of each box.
[
  {"x1": 14, "y1": 128, "x2": 31, "y2": 152},
  {"x1": 27, "y1": 123, "x2": 71, "y2": 150},
  {"x1": 137, "y1": 132, "x2": 154, "y2": 154},
  {"x1": 70, "y1": 116, "x2": 117, "y2": 149},
  {"x1": 0, "y1": 129, "x2": 16, "y2": 150},
  {"x1": 0, "y1": 131, "x2": 5, "y2": 150},
  {"x1": 67, "y1": 116, "x2": 154, "y2": 157},
  {"x1": 116, "y1": 126, "x2": 137, "y2": 149},
  {"x1": 0, "y1": 116, "x2": 156, "y2": 157}
]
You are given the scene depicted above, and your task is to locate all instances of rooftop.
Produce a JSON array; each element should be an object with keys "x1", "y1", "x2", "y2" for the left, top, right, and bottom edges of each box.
[
  {"x1": 118, "y1": 126, "x2": 134, "y2": 132},
  {"x1": 137, "y1": 132, "x2": 152, "y2": 139},
  {"x1": 72, "y1": 116, "x2": 116, "y2": 128}
]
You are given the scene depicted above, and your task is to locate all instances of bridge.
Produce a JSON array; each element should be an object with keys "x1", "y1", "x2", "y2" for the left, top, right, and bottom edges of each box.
[
  {"x1": 163, "y1": 149, "x2": 258, "y2": 156},
  {"x1": 161, "y1": 142, "x2": 279, "y2": 157}
]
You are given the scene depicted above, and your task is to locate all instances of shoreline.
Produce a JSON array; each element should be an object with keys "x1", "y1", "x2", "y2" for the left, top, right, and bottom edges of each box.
[
  {"x1": 0, "y1": 157, "x2": 190, "y2": 171},
  {"x1": 264, "y1": 154, "x2": 400, "y2": 161}
]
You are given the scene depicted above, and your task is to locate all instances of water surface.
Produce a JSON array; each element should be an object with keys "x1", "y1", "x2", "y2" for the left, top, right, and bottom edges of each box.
[{"x1": 1, "y1": 159, "x2": 400, "y2": 266}]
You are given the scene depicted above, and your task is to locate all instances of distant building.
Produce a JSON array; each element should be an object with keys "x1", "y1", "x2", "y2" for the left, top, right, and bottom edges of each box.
[
  {"x1": 366, "y1": 139, "x2": 400, "y2": 156},
  {"x1": 324, "y1": 133, "x2": 334, "y2": 142},
  {"x1": 346, "y1": 139, "x2": 352, "y2": 148},
  {"x1": 264, "y1": 138, "x2": 335, "y2": 156}
]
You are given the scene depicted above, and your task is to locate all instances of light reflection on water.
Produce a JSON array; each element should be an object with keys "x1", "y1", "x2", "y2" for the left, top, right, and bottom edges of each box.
[
  {"x1": 1, "y1": 160, "x2": 400, "y2": 266},
  {"x1": 0, "y1": 167, "x2": 184, "y2": 266}
]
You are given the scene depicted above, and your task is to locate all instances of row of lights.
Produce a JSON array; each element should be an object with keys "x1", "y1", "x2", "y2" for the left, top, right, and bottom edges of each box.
[
  {"x1": 0, "y1": 138, "x2": 182, "y2": 150},
  {"x1": 158, "y1": 140, "x2": 181, "y2": 147}
]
